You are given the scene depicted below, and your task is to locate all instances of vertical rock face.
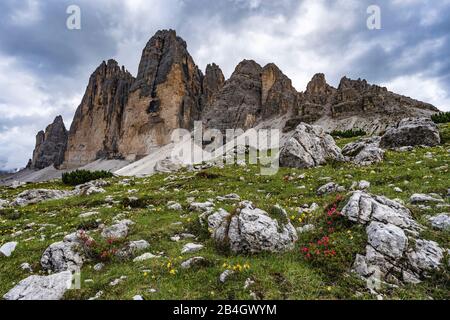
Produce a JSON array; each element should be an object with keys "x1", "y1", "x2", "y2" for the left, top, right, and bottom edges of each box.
[
  {"x1": 203, "y1": 60, "x2": 262, "y2": 131},
  {"x1": 119, "y1": 29, "x2": 204, "y2": 160},
  {"x1": 203, "y1": 61, "x2": 298, "y2": 131},
  {"x1": 29, "y1": 116, "x2": 68, "y2": 169},
  {"x1": 260, "y1": 63, "x2": 298, "y2": 119},
  {"x1": 202, "y1": 63, "x2": 225, "y2": 109},
  {"x1": 64, "y1": 60, "x2": 134, "y2": 168}
]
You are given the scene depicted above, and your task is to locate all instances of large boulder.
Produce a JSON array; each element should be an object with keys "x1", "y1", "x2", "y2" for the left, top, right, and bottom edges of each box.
[
  {"x1": 280, "y1": 123, "x2": 344, "y2": 168},
  {"x1": 342, "y1": 192, "x2": 447, "y2": 287},
  {"x1": 380, "y1": 118, "x2": 441, "y2": 149},
  {"x1": 41, "y1": 232, "x2": 87, "y2": 273},
  {"x1": 3, "y1": 271, "x2": 73, "y2": 300},
  {"x1": 342, "y1": 191, "x2": 420, "y2": 233},
  {"x1": 342, "y1": 137, "x2": 385, "y2": 166},
  {"x1": 208, "y1": 202, "x2": 298, "y2": 254}
]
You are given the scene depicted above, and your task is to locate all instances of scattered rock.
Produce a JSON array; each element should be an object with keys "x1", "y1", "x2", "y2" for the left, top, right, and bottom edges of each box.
[
  {"x1": 428, "y1": 214, "x2": 450, "y2": 231},
  {"x1": 181, "y1": 257, "x2": 207, "y2": 269},
  {"x1": 116, "y1": 240, "x2": 150, "y2": 259},
  {"x1": 78, "y1": 211, "x2": 98, "y2": 219},
  {"x1": 20, "y1": 262, "x2": 33, "y2": 273},
  {"x1": 351, "y1": 180, "x2": 371, "y2": 191},
  {"x1": 216, "y1": 194, "x2": 241, "y2": 202},
  {"x1": 93, "y1": 263, "x2": 105, "y2": 271},
  {"x1": 101, "y1": 220, "x2": 134, "y2": 239},
  {"x1": 0, "y1": 199, "x2": 9, "y2": 209},
  {"x1": 167, "y1": 201, "x2": 182, "y2": 211},
  {"x1": 3, "y1": 271, "x2": 73, "y2": 300},
  {"x1": 317, "y1": 182, "x2": 345, "y2": 195},
  {"x1": 181, "y1": 243, "x2": 204, "y2": 254},
  {"x1": 133, "y1": 253, "x2": 160, "y2": 262},
  {"x1": 12, "y1": 189, "x2": 71, "y2": 207},
  {"x1": 280, "y1": 123, "x2": 344, "y2": 168},
  {"x1": 209, "y1": 202, "x2": 297, "y2": 254},
  {"x1": 88, "y1": 291, "x2": 104, "y2": 300},
  {"x1": 41, "y1": 232, "x2": 87, "y2": 272},
  {"x1": 244, "y1": 278, "x2": 255, "y2": 290},
  {"x1": 394, "y1": 187, "x2": 403, "y2": 193},
  {"x1": 219, "y1": 270, "x2": 235, "y2": 283},
  {"x1": 74, "y1": 180, "x2": 109, "y2": 196},
  {"x1": 189, "y1": 201, "x2": 214, "y2": 213},
  {"x1": 0, "y1": 242, "x2": 18, "y2": 257},
  {"x1": 410, "y1": 194, "x2": 444, "y2": 204},
  {"x1": 133, "y1": 295, "x2": 144, "y2": 301},
  {"x1": 110, "y1": 276, "x2": 127, "y2": 286},
  {"x1": 297, "y1": 224, "x2": 315, "y2": 234},
  {"x1": 380, "y1": 118, "x2": 441, "y2": 149}
]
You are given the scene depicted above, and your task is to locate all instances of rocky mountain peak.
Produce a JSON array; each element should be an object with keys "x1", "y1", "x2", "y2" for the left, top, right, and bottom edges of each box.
[
  {"x1": 261, "y1": 63, "x2": 298, "y2": 117},
  {"x1": 202, "y1": 63, "x2": 225, "y2": 108},
  {"x1": 233, "y1": 59, "x2": 263, "y2": 77},
  {"x1": 306, "y1": 73, "x2": 333, "y2": 95},
  {"x1": 63, "y1": 59, "x2": 135, "y2": 168},
  {"x1": 119, "y1": 29, "x2": 204, "y2": 159},
  {"x1": 29, "y1": 116, "x2": 68, "y2": 170}
]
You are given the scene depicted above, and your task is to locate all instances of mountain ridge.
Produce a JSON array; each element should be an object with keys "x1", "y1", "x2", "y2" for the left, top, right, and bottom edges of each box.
[{"x1": 28, "y1": 29, "x2": 440, "y2": 171}]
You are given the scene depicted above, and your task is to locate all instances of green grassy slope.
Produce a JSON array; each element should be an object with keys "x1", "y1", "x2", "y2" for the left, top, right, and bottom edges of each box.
[{"x1": 0, "y1": 124, "x2": 449, "y2": 300}]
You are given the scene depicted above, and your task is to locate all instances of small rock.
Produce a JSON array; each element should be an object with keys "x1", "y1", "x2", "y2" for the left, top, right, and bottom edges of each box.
[
  {"x1": 133, "y1": 253, "x2": 160, "y2": 262},
  {"x1": 133, "y1": 295, "x2": 144, "y2": 300},
  {"x1": 78, "y1": 211, "x2": 98, "y2": 219},
  {"x1": 181, "y1": 257, "x2": 207, "y2": 269},
  {"x1": 101, "y1": 220, "x2": 134, "y2": 239},
  {"x1": 93, "y1": 263, "x2": 105, "y2": 271},
  {"x1": 109, "y1": 276, "x2": 127, "y2": 287},
  {"x1": 20, "y1": 263, "x2": 33, "y2": 273},
  {"x1": 410, "y1": 194, "x2": 444, "y2": 204},
  {"x1": 216, "y1": 194, "x2": 241, "y2": 202},
  {"x1": 117, "y1": 240, "x2": 150, "y2": 259},
  {"x1": 167, "y1": 201, "x2": 183, "y2": 211},
  {"x1": 219, "y1": 270, "x2": 235, "y2": 283},
  {"x1": 297, "y1": 224, "x2": 315, "y2": 234},
  {"x1": 317, "y1": 182, "x2": 344, "y2": 195},
  {"x1": 181, "y1": 243, "x2": 204, "y2": 254},
  {"x1": 189, "y1": 202, "x2": 214, "y2": 213},
  {"x1": 0, "y1": 242, "x2": 18, "y2": 257},
  {"x1": 244, "y1": 278, "x2": 255, "y2": 290},
  {"x1": 89, "y1": 291, "x2": 104, "y2": 300}
]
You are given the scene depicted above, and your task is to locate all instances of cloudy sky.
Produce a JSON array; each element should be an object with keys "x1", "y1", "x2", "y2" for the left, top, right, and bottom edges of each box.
[{"x1": 0, "y1": 0, "x2": 449, "y2": 170}]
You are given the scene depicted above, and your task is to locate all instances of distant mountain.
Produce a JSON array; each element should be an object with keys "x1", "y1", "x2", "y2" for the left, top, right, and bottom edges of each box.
[{"x1": 29, "y1": 29, "x2": 440, "y2": 171}]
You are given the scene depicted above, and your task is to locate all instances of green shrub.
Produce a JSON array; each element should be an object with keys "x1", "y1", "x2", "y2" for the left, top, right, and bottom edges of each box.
[
  {"x1": 62, "y1": 169, "x2": 113, "y2": 186},
  {"x1": 431, "y1": 112, "x2": 450, "y2": 124},
  {"x1": 330, "y1": 129, "x2": 366, "y2": 138}
]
